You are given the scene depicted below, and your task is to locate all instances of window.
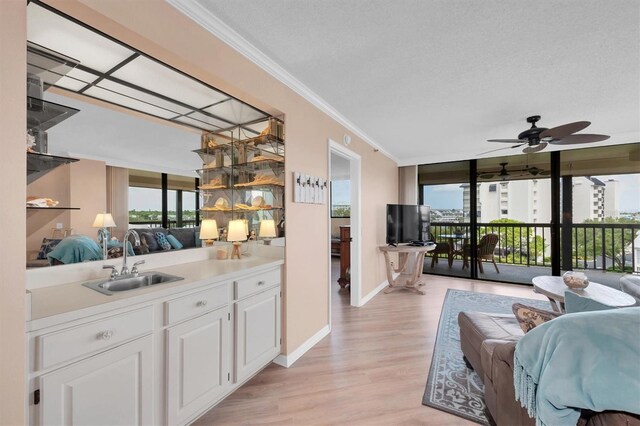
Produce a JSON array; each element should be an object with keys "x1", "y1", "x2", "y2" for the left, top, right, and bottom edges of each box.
[
  {"x1": 501, "y1": 209, "x2": 508, "y2": 215},
  {"x1": 129, "y1": 186, "x2": 163, "y2": 227},
  {"x1": 489, "y1": 184, "x2": 497, "y2": 192},
  {"x1": 331, "y1": 180, "x2": 350, "y2": 218}
]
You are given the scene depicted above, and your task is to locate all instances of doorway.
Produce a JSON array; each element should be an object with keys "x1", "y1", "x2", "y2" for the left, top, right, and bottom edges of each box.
[{"x1": 328, "y1": 140, "x2": 361, "y2": 327}]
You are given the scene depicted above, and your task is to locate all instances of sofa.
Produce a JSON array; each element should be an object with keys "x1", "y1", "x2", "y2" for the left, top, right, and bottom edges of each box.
[
  {"x1": 127, "y1": 226, "x2": 200, "y2": 254},
  {"x1": 458, "y1": 284, "x2": 640, "y2": 426}
]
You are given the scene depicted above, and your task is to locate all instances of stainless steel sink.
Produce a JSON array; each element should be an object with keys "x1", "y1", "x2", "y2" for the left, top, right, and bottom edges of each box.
[{"x1": 82, "y1": 272, "x2": 183, "y2": 295}]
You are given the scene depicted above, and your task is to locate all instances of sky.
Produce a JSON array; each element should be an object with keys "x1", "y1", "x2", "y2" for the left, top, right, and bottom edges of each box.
[
  {"x1": 129, "y1": 187, "x2": 196, "y2": 211},
  {"x1": 423, "y1": 174, "x2": 640, "y2": 212}
]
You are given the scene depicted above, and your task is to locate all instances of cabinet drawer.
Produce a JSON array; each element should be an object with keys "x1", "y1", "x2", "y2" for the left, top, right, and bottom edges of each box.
[
  {"x1": 234, "y1": 268, "x2": 281, "y2": 300},
  {"x1": 165, "y1": 284, "x2": 228, "y2": 325},
  {"x1": 37, "y1": 306, "x2": 153, "y2": 370}
]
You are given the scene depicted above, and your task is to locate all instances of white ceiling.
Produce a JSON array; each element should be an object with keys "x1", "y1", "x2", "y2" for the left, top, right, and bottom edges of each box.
[{"x1": 184, "y1": 0, "x2": 640, "y2": 165}]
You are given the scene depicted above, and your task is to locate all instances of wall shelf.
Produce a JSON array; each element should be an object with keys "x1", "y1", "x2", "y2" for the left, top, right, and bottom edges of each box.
[
  {"x1": 27, "y1": 152, "x2": 79, "y2": 185},
  {"x1": 27, "y1": 206, "x2": 80, "y2": 210}
]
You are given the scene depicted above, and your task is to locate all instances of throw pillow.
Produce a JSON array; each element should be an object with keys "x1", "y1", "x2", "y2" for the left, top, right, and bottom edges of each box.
[
  {"x1": 155, "y1": 232, "x2": 172, "y2": 250},
  {"x1": 140, "y1": 232, "x2": 159, "y2": 251},
  {"x1": 37, "y1": 238, "x2": 62, "y2": 260},
  {"x1": 168, "y1": 228, "x2": 195, "y2": 248},
  {"x1": 166, "y1": 234, "x2": 183, "y2": 250},
  {"x1": 512, "y1": 303, "x2": 561, "y2": 333}
]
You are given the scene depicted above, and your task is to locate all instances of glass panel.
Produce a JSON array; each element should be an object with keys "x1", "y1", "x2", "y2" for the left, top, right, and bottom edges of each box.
[
  {"x1": 66, "y1": 68, "x2": 100, "y2": 84},
  {"x1": 99, "y1": 79, "x2": 193, "y2": 116},
  {"x1": 83, "y1": 86, "x2": 177, "y2": 119},
  {"x1": 203, "y1": 99, "x2": 267, "y2": 125},
  {"x1": 52, "y1": 76, "x2": 89, "y2": 92},
  {"x1": 27, "y1": 3, "x2": 135, "y2": 72},
  {"x1": 182, "y1": 191, "x2": 197, "y2": 228},
  {"x1": 172, "y1": 115, "x2": 220, "y2": 131},
  {"x1": 477, "y1": 153, "x2": 552, "y2": 284},
  {"x1": 331, "y1": 180, "x2": 351, "y2": 217},
  {"x1": 128, "y1": 186, "x2": 163, "y2": 228},
  {"x1": 186, "y1": 111, "x2": 231, "y2": 130},
  {"x1": 419, "y1": 160, "x2": 471, "y2": 279},
  {"x1": 111, "y1": 56, "x2": 228, "y2": 108},
  {"x1": 561, "y1": 144, "x2": 640, "y2": 282}
]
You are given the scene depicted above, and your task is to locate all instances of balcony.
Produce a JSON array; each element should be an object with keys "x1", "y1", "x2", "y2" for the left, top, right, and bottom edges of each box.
[{"x1": 427, "y1": 221, "x2": 639, "y2": 287}]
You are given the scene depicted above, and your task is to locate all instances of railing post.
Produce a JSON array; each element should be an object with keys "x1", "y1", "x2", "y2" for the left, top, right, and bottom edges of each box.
[{"x1": 601, "y1": 228, "x2": 607, "y2": 272}]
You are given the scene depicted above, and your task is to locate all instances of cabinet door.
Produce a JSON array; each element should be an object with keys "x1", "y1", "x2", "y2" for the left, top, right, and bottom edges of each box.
[
  {"x1": 38, "y1": 335, "x2": 153, "y2": 426},
  {"x1": 166, "y1": 307, "x2": 230, "y2": 425},
  {"x1": 235, "y1": 286, "x2": 281, "y2": 383}
]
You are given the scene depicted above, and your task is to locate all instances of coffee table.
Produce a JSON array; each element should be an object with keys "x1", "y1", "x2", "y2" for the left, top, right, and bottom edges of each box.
[{"x1": 532, "y1": 275, "x2": 636, "y2": 313}]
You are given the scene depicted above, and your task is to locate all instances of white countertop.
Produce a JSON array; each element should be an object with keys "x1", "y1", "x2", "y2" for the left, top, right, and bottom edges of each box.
[{"x1": 27, "y1": 250, "x2": 284, "y2": 330}]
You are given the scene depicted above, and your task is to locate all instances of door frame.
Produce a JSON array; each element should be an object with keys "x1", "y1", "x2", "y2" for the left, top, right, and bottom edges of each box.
[{"x1": 328, "y1": 139, "x2": 362, "y2": 318}]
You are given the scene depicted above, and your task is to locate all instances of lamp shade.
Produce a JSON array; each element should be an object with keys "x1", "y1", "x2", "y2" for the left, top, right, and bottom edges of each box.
[
  {"x1": 92, "y1": 213, "x2": 116, "y2": 228},
  {"x1": 259, "y1": 220, "x2": 277, "y2": 238},
  {"x1": 227, "y1": 219, "x2": 248, "y2": 242},
  {"x1": 199, "y1": 219, "x2": 219, "y2": 241}
]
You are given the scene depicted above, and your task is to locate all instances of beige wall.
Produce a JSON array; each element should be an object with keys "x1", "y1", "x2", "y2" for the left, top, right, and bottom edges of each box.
[
  {"x1": 27, "y1": 164, "x2": 71, "y2": 255},
  {"x1": 26, "y1": 159, "x2": 107, "y2": 255},
  {"x1": 106, "y1": 166, "x2": 129, "y2": 240},
  {"x1": 70, "y1": 159, "x2": 107, "y2": 239},
  {"x1": 45, "y1": 0, "x2": 399, "y2": 353},
  {"x1": 0, "y1": 1, "x2": 26, "y2": 424}
]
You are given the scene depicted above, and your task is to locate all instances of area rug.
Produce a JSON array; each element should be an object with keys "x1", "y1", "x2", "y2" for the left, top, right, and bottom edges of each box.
[{"x1": 422, "y1": 289, "x2": 548, "y2": 424}]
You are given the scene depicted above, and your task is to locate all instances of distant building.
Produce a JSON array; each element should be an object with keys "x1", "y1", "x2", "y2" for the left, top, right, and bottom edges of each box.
[{"x1": 460, "y1": 177, "x2": 619, "y2": 224}]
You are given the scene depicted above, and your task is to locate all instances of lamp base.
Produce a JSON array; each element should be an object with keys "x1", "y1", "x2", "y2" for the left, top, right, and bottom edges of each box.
[
  {"x1": 263, "y1": 238, "x2": 272, "y2": 246},
  {"x1": 203, "y1": 239, "x2": 215, "y2": 247},
  {"x1": 231, "y1": 242, "x2": 242, "y2": 259}
]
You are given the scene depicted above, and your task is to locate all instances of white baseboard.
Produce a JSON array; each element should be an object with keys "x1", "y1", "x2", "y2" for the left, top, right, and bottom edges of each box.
[
  {"x1": 357, "y1": 277, "x2": 393, "y2": 307},
  {"x1": 273, "y1": 324, "x2": 330, "y2": 368}
]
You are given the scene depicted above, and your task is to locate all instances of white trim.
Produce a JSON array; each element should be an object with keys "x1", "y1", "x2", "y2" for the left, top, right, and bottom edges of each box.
[
  {"x1": 166, "y1": 0, "x2": 398, "y2": 164},
  {"x1": 272, "y1": 324, "x2": 330, "y2": 368},
  {"x1": 329, "y1": 140, "x2": 362, "y2": 308},
  {"x1": 357, "y1": 278, "x2": 393, "y2": 307}
]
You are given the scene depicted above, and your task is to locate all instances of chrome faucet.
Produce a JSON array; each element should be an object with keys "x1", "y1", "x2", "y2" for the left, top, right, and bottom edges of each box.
[{"x1": 121, "y1": 229, "x2": 141, "y2": 276}]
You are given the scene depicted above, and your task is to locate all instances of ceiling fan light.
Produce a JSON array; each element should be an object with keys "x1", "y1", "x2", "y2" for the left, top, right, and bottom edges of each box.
[{"x1": 523, "y1": 142, "x2": 548, "y2": 154}]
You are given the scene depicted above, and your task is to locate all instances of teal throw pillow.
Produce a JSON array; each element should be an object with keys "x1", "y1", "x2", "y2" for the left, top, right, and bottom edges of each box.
[
  {"x1": 155, "y1": 232, "x2": 172, "y2": 250},
  {"x1": 564, "y1": 290, "x2": 614, "y2": 313},
  {"x1": 166, "y1": 234, "x2": 183, "y2": 250}
]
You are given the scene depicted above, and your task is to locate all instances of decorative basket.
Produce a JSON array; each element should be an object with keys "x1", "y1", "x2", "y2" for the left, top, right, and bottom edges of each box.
[{"x1": 563, "y1": 271, "x2": 589, "y2": 289}]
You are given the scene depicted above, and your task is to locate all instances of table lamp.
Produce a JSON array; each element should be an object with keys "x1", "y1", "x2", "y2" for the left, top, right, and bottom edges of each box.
[
  {"x1": 92, "y1": 213, "x2": 116, "y2": 260},
  {"x1": 199, "y1": 219, "x2": 219, "y2": 246},
  {"x1": 227, "y1": 219, "x2": 248, "y2": 259},
  {"x1": 259, "y1": 219, "x2": 277, "y2": 245}
]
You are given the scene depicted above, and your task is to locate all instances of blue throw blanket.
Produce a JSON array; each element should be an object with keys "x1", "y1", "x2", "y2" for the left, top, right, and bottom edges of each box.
[
  {"x1": 514, "y1": 307, "x2": 640, "y2": 426},
  {"x1": 47, "y1": 235, "x2": 103, "y2": 265}
]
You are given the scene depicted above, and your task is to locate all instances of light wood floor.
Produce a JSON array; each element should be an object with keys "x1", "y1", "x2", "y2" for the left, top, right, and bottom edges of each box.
[{"x1": 193, "y1": 259, "x2": 547, "y2": 425}]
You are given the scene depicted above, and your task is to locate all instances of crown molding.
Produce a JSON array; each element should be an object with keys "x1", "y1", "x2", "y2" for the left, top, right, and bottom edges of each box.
[{"x1": 166, "y1": 0, "x2": 398, "y2": 163}]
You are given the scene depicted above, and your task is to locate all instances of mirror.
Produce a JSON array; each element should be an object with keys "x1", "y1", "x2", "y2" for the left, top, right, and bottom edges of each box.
[{"x1": 26, "y1": 1, "x2": 285, "y2": 268}]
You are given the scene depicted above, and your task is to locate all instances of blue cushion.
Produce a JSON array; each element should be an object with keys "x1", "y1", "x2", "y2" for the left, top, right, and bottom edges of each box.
[
  {"x1": 37, "y1": 238, "x2": 62, "y2": 260},
  {"x1": 166, "y1": 234, "x2": 183, "y2": 250},
  {"x1": 155, "y1": 232, "x2": 172, "y2": 250},
  {"x1": 564, "y1": 290, "x2": 614, "y2": 313}
]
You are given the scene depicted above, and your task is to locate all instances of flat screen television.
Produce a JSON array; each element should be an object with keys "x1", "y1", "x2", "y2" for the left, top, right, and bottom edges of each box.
[{"x1": 386, "y1": 204, "x2": 431, "y2": 245}]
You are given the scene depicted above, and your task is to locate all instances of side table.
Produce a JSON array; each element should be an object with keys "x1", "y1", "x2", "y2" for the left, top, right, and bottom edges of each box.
[{"x1": 379, "y1": 244, "x2": 435, "y2": 295}]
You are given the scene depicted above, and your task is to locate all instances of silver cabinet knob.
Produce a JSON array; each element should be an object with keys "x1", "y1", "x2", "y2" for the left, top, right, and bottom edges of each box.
[
  {"x1": 257, "y1": 281, "x2": 265, "y2": 286},
  {"x1": 98, "y1": 330, "x2": 114, "y2": 340},
  {"x1": 197, "y1": 300, "x2": 208, "y2": 307}
]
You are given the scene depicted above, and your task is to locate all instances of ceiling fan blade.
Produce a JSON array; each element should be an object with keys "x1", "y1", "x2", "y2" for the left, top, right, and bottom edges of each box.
[
  {"x1": 550, "y1": 134, "x2": 610, "y2": 145},
  {"x1": 540, "y1": 121, "x2": 590, "y2": 139},
  {"x1": 478, "y1": 143, "x2": 525, "y2": 155},
  {"x1": 487, "y1": 139, "x2": 526, "y2": 143},
  {"x1": 478, "y1": 173, "x2": 496, "y2": 179},
  {"x1": 522, "y1": 142, "x2": 548, "y2": 154}
]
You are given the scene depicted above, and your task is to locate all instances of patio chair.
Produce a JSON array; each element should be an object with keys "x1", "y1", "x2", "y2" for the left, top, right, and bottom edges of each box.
[
  {"x1": 427, "y1": 232, "x2": 452, "y2": 268},
  {"x1": 463, "y1": 233, "x2": 500, "y2": 273}
]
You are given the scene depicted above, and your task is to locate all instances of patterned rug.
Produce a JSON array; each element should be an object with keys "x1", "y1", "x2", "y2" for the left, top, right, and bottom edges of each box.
[{"x1": 422, "y1": 289, "x2": 547, "y2": 424}]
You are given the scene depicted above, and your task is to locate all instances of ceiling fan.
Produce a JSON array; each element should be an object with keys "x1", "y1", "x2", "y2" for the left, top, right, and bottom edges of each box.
[
  {"x1": 483, "y1": 115, "x2": 610, "y2": 155},
  {"x1": 478, "y1": 162, "x2": 550, "y2": 180}
]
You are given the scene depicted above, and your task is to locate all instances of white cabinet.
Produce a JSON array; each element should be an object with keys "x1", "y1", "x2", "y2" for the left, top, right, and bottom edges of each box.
[
  {"x1": 235, "y1": 286, "x2": 281, "y2": 383},
  {"x1": 38, "y1": 335, "x2": 153, "y2": 426},
  {"x1": 166, "y1": 307, "x2": 230, "y2": 425}
]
